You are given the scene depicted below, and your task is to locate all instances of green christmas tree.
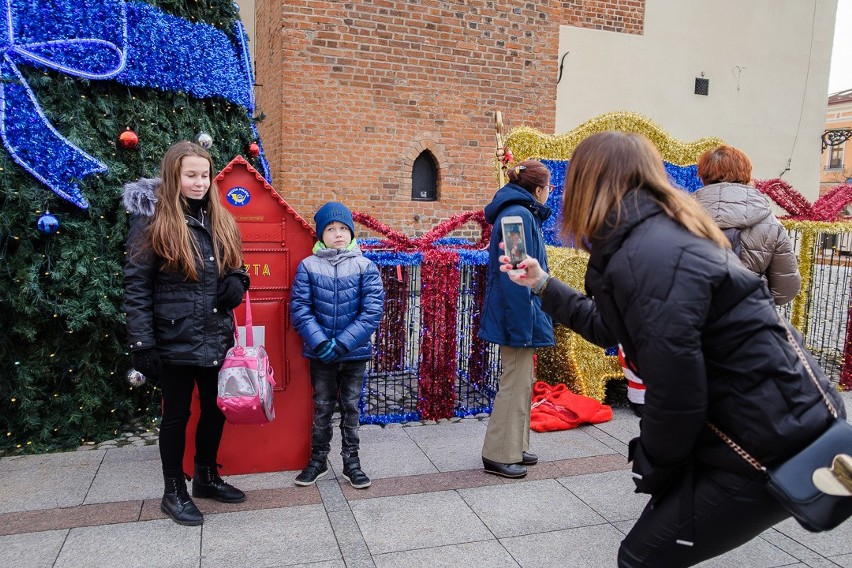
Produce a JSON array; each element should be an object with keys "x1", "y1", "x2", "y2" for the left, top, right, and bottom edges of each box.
[{"x1": 0, "y1": 0, "x2": 265, "y2": 453}]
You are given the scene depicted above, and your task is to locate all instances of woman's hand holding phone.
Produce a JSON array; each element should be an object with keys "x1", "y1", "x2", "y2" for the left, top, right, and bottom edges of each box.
[{"x1": 498, "y1": 249, "x2": 546, "y2": 288}]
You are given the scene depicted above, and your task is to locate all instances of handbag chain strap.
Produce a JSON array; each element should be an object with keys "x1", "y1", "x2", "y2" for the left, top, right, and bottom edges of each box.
[{"x1": 708, "y1": 313, "x2": 838, "y2": 472}]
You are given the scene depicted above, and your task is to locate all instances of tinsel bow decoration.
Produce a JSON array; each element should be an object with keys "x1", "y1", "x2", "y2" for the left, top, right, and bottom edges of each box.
[
  {"x1": 755, "y1": 179, "x2": 852, "y2": 221},
  {"x1": 353, "y1": 210, "x2": 490, "y2": 419}
]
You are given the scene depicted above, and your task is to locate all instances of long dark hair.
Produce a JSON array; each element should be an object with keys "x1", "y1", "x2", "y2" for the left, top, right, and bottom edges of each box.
[{"x1": 560, "y1": 132, "x2": 729, "y2": 251}]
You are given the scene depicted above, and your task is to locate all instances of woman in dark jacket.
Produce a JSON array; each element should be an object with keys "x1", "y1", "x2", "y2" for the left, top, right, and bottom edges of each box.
[
  {"x1": 502, "y1": 132, "x2": 844, "y2": 567},
  {"x1": 479, "y1": 160, "x2": 555, "y2": 479},
  {"x1": 124, "y1": 141, "x2": 250, "y2": 526}
]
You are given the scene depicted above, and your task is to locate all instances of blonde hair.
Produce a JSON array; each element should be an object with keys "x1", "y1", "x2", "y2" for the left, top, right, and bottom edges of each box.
[
  {"x1": 148, "y1": 141, "x2": 243, "y2": 280},
  {"x1": 560, "y1": 132, "x2": 729, "y2": 252}
]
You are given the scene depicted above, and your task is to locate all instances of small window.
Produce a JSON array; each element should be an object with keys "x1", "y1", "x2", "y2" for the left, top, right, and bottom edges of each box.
[
  {"x1": 828, "y1": 144, "x2": 844, "y2": 170},
  {"x1": 411, "y1": 151, "x2": 438, "y2": 201}
]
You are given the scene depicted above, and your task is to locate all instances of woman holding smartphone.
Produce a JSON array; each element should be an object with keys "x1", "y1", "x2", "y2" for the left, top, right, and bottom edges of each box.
[
  {"x1": 501, "y1": 132, "x2": 842, "y2": 567},
  {"x1": 479, "y1": 160, "x2": 555, "y2": 478}
]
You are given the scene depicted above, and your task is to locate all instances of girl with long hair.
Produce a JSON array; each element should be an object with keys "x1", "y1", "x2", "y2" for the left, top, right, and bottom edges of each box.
[
  {"x1": 502, "y1": 132, "x2": 843, "y2": 566},
  {"x1": 123, "y1": 141, "x2": 250, "y2": 526}
]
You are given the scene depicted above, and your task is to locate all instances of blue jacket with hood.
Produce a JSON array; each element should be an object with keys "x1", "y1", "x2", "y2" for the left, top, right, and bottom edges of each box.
[
  {"x1": 290, "y1": 240, "x2": 385, "y2": 361},
  {"x1": 479, "y1": 183, "x2": 554, "y2": 348}
]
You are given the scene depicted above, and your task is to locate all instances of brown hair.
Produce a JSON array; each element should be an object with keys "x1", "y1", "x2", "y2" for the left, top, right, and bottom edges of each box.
[
  {"x1": 697, "y1": 145, "x2": 752, "y2": 185},
  {"x1": 560, "y1": 132, "x2": 730, "y2": 252},
  {"x1": 506, "y1": 159, "x2": 551, "y2": 194},
  {"x1": 148, "y1": 141, "x2": 243, "y2": 280}
]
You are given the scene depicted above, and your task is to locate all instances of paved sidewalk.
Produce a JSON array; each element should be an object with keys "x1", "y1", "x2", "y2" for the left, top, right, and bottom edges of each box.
[{"x1": 2, "y1": 394, "x2": 852, "y2": 568}]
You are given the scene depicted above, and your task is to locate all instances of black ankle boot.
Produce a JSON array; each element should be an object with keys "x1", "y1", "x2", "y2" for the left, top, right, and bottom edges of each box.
[
  {"x1": 342, "y1": 455, "x2": 371, "y2": 489},
  {"x1": 192, "y1": 462, "x2": 246, "y2": 503},
  {"x1": 161, "y1": 475, "x2": 203, "y2": 526}
]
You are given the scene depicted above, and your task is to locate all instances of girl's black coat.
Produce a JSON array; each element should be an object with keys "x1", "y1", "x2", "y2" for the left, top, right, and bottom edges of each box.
[
  {"x1": 123, "y1": 178, "x2": 249, "y2": 367},
  {"x1": 541, "y1": 189, "x2": 843, "y2": 495}
]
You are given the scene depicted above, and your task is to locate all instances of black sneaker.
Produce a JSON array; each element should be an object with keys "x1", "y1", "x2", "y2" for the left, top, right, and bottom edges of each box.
[
  {"x1": 294, "y1": 459, "x2": 328, "y2": 487},
  {"x1": 343, "y1": 466, "x2": 371, "y2": 489}
]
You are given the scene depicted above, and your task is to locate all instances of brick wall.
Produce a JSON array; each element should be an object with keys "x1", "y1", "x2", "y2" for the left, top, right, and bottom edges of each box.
[{"x1": 254, "y1": 0, "x2": 644, "y2": 237}]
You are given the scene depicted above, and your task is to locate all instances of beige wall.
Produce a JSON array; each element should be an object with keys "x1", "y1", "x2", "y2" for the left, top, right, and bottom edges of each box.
[
  {"x1": 556, "y1": 0, "x2": 837, "y2": 200},
  {"x1": 235, "y1": 0, "x2": 256, "y2": 66}
]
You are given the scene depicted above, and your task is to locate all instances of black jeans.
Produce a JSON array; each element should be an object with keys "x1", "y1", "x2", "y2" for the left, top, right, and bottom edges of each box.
[
  {"x1": 158, "y1": 364, "x2": 225, "y2": 478},
  {"x1": 618, "y1": 466, "x2": 789, "y2": 567},
  {"x1": 308, "y1": 359, "x2": 366, "y2": 461}
]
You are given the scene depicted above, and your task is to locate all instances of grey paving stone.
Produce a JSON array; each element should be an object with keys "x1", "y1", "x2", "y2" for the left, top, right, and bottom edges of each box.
[
  {"x1": 374, "y1": 540, "x2": 520, "y2": 568},
  {"x1": 226, "y1": 469, "x2": 299, "y2": 491},
  {"x1": 84, "y1": 458, "x2": 162, "y2": 504},
  {"x1": 0, "y1": 529, "x2": 67, "y2": 568},
  {"x1": 402, "y1": 420, "x2": 488, "y2": 472},
  {"x1": 55, "y1": 519, "x2": 199, "y2": 568},
  {"x1": 328, "y1": 509, "x2": 371, "y2": 559},
  {"x1": 500, "y1": 523, "x2": 623, "y2": 568},
  {"x1": 458, "y1": 478, "x2": 605, "y2": 538},
  {"x1": 0, "y1": 450, "x2": 105, "y2": 472},
  {"x1": 318, "y1": 475, "x2": 350, "y2": 512},
  {"x1": 773, "y1": 516, "x2": 852, "y2": 558},
  {"x1": 557, "y1": 470, "x2": 648, "y2": 522},
  {"x1": 591, "y1": 413, "x2": 641, "y2": 446},
  {"x1": 0, "y1": 463, "x2": 100, "y2": 513},
  {"x1": 828, "y1": 553, "x2": 852, "y2": 567},
  {"x1": 201, "y1": 505, "x2": 340, "y2": 567},
  {"x1": 350, "y1": 491, "x2": 492, "y2": 555},
  {"x1": 354, "y1": 427, "x2": 439, "y2": 479},
  {"x1": 692, "y1": 535, "x2": 799, "y2": 567},
  {"x1": 527, "y1": 426, "x2": 620, "y2": 461},
  {"x1": 101, "y1": 444, "x2": 160, "y2": 464}
]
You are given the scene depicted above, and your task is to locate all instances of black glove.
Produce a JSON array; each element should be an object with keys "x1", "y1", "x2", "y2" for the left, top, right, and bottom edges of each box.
[
  {"x1": 217, "y1": 274, "x2": 246, "y2": 311},
  {"x1": 132, "y1": 348, "x2": 162, "y2": 379}
]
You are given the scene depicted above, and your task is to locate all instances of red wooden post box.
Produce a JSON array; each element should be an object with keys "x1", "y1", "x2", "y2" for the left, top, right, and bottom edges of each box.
[{"x1": 182, "y1": 156, "x2": 315, "y2": 475}]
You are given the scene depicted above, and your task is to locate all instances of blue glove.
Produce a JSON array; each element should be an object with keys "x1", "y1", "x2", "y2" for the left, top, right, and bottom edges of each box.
[{"x1": 316, "y1": 339, "x2": 338, "y2": 363}]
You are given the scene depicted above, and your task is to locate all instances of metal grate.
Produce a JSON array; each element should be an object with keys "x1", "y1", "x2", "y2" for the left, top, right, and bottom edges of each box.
[{"x1": 695, "y1": 77, "x2": 710, "y2": 96}]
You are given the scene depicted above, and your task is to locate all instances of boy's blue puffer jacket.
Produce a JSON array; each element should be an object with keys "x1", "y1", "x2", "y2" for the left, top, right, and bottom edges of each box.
[{"x1": 290, "y1": 242, "x2": 385, "y2": 361}]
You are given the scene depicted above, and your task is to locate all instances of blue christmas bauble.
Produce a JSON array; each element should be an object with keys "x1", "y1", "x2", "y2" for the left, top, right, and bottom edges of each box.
[{"x1": 37, "y1": 212, "x2": 59, "y2": 235}]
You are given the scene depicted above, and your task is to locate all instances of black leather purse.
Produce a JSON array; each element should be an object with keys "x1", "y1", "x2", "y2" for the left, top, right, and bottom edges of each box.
[{"x1": 709, "y1": 317, "x2": 852, "y2": 533}]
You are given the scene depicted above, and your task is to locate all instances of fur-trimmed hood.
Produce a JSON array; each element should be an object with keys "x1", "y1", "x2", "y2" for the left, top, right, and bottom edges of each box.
[{"x1": 122, "y1": 178, "x2": 160, "y2": 217}]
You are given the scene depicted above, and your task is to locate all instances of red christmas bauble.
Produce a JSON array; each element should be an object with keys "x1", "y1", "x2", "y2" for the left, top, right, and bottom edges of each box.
[
  {"x1": 247, "y1": 141, "x2": 260, "y2": 158},
  {"x1": 118, "y1": 128, "x2": 139, "y2": 149}
]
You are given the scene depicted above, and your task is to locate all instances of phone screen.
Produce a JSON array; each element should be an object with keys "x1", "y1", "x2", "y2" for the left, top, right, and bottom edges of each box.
[{"x1": 504, "y1": 222, "x2": 526, "y2": 268}]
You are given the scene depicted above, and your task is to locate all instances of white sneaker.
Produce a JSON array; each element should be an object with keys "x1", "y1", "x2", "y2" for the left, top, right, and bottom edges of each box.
[{"x1": 812, "y1": 454, "x2": 852, "y2": 496}]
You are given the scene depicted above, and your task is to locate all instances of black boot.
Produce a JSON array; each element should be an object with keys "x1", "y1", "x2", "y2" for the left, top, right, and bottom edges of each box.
[
  {"x1": 192, "y1": 462, "x2": 246, "y2": 503},
  {"x1": 161, "y1": 475, "x2": 203, "y2": 526},
  {"x1": 342, "y1": 455, "x2": 371, "y2": 489}
]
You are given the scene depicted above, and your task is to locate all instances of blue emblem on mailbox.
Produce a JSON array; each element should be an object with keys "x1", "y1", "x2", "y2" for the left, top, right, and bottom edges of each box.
[{"x1": 226, "y1": 186, "x2": 251, "y2": 206}]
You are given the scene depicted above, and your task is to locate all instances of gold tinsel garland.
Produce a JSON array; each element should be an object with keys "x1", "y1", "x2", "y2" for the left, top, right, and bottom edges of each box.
[
  {"x1": 504, "y1": 111, "x2": 724, "y2": 166},
  {"x1": 780, "y1": 219, "x2": 852, "y2": 332},
  {"x1": 535, "y1": 247, "x2": 623, "y2": 401}
]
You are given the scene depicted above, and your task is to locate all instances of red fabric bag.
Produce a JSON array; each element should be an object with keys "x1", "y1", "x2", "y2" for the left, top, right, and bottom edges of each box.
[{"x1": 530, "y1": 381, "x2": 612, "y2": 432}]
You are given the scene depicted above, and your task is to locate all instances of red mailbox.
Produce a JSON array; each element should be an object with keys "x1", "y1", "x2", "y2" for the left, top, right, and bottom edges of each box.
[{"x1": 182, "y1": 156, "x2": 316, "y2": 475}]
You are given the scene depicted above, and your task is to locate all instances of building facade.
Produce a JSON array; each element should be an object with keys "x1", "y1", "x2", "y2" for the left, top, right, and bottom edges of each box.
[
  {"x1": 821, "y1": 88, "x2": 852, "y2": 193},
  {"x1": 244, "y1": 1, "x2": 837, "y2": 233}
]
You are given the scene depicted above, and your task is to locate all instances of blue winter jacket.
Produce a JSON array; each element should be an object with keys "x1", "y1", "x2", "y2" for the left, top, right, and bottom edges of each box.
[
  {"x1": 290, "y1": 241, "x2": 385, "y2": 361},
  {"x1": 479, "y1": 183, "x2": 555, "y2": 348}
]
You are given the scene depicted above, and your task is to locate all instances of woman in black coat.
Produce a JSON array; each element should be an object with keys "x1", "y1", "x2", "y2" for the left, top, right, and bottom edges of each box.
[{"x1": 502, "y1": 131, "x2": 844, "y2": 567}]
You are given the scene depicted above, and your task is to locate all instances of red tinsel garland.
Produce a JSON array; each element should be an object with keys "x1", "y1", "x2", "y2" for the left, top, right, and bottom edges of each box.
[
  {"x1": 353, "y1": 210, "x2": 491, "y2": 250},
  {"x1": 418, "y1": 249, "x2": 461, "y2": 419},
  {"x1": 841, "y1": 293, "x2": 852, "y2": 390},
  {"x1": 754, "y1": 179, "x2": 852, "y2": 221}
]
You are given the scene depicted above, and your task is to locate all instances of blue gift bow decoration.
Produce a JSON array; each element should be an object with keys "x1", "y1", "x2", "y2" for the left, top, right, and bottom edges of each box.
[{"x1": 0, "y1": 0, "x2": 264, "y2": 209}]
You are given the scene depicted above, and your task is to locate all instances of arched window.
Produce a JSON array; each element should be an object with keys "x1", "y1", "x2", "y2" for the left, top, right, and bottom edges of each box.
[{"x1": 411, "y1": 150, "x2": 438, "y2": 201}]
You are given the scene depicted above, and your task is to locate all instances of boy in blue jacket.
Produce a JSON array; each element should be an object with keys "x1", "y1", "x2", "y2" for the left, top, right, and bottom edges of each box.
[{"x1": 290, "y1": 202, "x2": 385, "y2": 488}]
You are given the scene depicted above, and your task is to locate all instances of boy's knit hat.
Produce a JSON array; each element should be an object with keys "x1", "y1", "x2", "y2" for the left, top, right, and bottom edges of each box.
[{"x1": 314, "y1": 201, "x2": 355, "y2": 237}]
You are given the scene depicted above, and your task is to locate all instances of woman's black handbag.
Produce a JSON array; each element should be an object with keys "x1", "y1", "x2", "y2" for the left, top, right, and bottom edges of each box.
[{"x1": 710, "y1": 317, "x2": 852, "y2": 533}]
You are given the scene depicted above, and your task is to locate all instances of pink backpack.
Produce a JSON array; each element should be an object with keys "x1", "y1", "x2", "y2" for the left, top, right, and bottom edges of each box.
[{"x1": 217, "y1": 291, "x2": 276, "y2": 424}]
